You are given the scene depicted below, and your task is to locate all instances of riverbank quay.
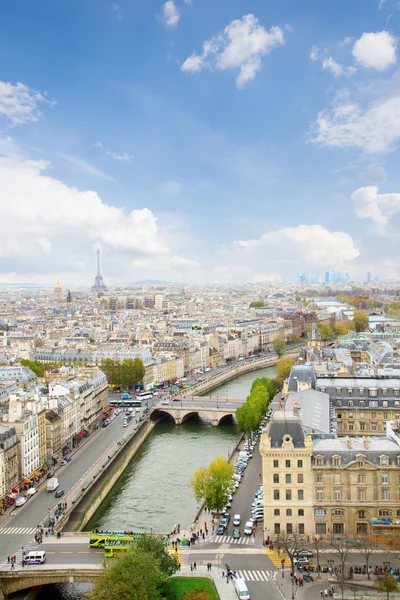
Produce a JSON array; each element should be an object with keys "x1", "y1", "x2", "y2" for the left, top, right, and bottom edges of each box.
[
  {"x1": 179, "y1": 348, "x2": 302, "y2": 399},
  {"x1": 60, "y1": 420, "x2": 156, "y2": 532}
]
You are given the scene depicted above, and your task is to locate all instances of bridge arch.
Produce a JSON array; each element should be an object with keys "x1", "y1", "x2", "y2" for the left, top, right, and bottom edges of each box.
[
  {"x1": 150, "y1": 409, "x2": 177, "y2": 424},
  {"x1": 217, "y1": 413, "x2": 235, "y2": 426},
  {"x1": 0, "y1": 569, "x2": 102, "y2": 598}
]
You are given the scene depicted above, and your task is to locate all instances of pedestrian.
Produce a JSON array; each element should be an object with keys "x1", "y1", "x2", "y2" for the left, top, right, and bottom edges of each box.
[
  {"x1": 11, "y1": 562, "x2": 14, "y2": 570},
  {"x1": 45, "y1": 530, "x2": 48, "y2": 537},
  {"x1": 320, "y1": 591, "x2": 324, "y2": 599},
  {"x1": 13, "y1": 555, "x2": 16, "y2": 563},
  {"x1": 226, "y1": 574, "x2": 229, "y2": 584},
  {"x1": 202, "y1": 532, "x2": 205, "y2": 540},
  {"x1": 190, "y1": 563, "x2": 193, "y2": 572},
  {"x1": 178, "y1": 562, "x2": 181, "y2": 571},
  {"x1": 194, "y1": 561, "x2": 197, "y2": 570},
  {"x1": 222, "y1": 571, "x2": 225, "y2": 578},
  {"x1": 204, "y1": 521, "x2": 207, "y2": 529},
  {"x1": 175, "y1": 545, "x2": 178, "y2": 553},
  {"x1": 7, "y1": 556, "x2": 9, "y2": 563}
]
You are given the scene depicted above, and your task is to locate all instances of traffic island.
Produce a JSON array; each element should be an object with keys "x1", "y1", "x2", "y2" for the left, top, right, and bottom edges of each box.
[{"x1": 168, "y1": 576, "x2": 219, "y2": 599}]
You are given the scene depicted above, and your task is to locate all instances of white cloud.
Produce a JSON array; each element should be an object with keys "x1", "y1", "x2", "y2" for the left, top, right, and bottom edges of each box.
[
  {"x1": 181, "y1": 14, "x2": 285, "y2": 88},
  {"x1": 351, "y1": 185, "x2": 400, "y2": 228},
  {"x1": 95, "y1": 141, "x2": 134, "y2": 163},
  {"x1": 352, "y1": 31, "x2": 397, "y2": 70},
  {"x1": 0, "y1": 81, "x2": 54, "y2": 126},
  {"x1": 310, "y1": 94, "x2": 400, "y2": 154},
  {"x1": 322, "y1": 56, "x2": 356, "y2": 77},
  {"x1": 358, "y1": 166, "x2": 387, "y2": 185},
  {"x1": 162, "y1": 1, "x2": 180, "y2": 29},
  {"x1": 223, "y1": 224, "x2": 359, "y2": 269},
  {"x1": 310, "y1": 46, "x2": 319, "y2": 61},
  {"x1": 339, "y1": 37, "x2": 353, "y2": 48}
]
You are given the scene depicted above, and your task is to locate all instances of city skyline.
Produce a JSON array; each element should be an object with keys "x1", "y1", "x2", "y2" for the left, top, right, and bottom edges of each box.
[{"x1": 1, "y1": 0, "x2": 400, "y2": 284}]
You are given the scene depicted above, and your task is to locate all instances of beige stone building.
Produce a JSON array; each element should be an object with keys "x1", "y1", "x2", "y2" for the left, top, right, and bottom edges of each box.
[{"x1": 260, "y1": 412, "x2": 400, "y2": 540}]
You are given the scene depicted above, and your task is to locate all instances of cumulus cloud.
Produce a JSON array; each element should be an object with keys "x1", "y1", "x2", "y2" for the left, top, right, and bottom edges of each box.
[
  {"x1": 0, "y1": 80, "x2": 54, "y2": 126},
  {"x1": 352, "y1": 31, "x2": 397, "y2": 70},
  {"x1": 181, "y1": 14, "x2": 285, "y2": 88},
  {"x1": 322, "y1": 56, "x2": 356, "y2": 77},
  {"x1": 162, "y1": 1, "x2": 180, "y2": 29},
  {"x1": 351, "y1": 185, "x2": 400, "y2": 228},
  {"x1": 310, "y1": 94, "x2": 400, "y2": 154},
  {"x1": 223, "y1": 224, "x2": 359, "y2": 270}
]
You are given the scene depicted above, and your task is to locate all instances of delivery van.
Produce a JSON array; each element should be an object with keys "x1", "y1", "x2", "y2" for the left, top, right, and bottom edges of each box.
[{"x1": 234, "y1": 578, "x2": 250, "y2": 599}]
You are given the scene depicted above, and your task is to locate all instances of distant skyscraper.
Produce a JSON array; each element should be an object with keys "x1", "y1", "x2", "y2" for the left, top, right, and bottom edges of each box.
[
  {"x1": 91, "y1": 250, "x2": 107, "y2": 292},
  {"x1": 324, "y1": 271, "x2": 329, "y2": 283},
  {"x1": 366, "y1": 272, "x2": 371, "y2": 283}
]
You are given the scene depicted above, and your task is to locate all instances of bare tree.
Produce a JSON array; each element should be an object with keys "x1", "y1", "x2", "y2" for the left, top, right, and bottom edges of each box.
[
  {"x1": 329, "y1": 536, "x2": 352, "y2": 600},
  {"x1": 313, "y1": 536, "x2": 328, "y2": 579},
  {"x1": 356, "y1": 536, "x2": 377, "y2": 580},
  {"x1": 275, "y1": 531, "x2": 306, "y2": 600}
]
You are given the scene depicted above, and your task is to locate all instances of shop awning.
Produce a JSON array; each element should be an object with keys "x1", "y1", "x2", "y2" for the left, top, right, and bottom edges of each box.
[{"x1": 78, "y1": 431, "x2": 85, "y2": 437}]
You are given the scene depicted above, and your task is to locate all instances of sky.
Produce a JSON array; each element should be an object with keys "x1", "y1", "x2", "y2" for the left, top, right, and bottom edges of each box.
[{"x1": 1, "y1": 0, "x2": 400, "y2": 285}]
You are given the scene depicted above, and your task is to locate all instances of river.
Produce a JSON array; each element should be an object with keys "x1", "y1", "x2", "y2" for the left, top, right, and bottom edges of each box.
[{"x1": 35, "y1": 365, "x2": 276, "y2": 600}]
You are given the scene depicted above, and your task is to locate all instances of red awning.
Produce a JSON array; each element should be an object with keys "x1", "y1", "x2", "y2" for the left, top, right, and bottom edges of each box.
[{"x1": 78, "y1": 431, "x2": 85, "y2": 437}]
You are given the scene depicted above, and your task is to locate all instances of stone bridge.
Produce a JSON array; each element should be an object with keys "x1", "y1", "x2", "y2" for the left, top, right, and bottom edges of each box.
[
  {"x1": 151, "y1": 399, "x2": 243, "y2": 426},
  {"x1": 0, "y1": 566, "x2": 102, "y2": 599}
]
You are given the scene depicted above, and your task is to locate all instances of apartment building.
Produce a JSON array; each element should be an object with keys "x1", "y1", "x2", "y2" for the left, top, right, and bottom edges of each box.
[
  {"x1": 316, "y1": 376, "x2": 400, "y2": 436},
  {"x1": 0, "y1": 424, "x2": 19, "y2": 494},
  {"x1": 11, "y1": 414, "x2": 40, "y2": 480},
  {"x1": 260, "y1": 411, "x2": 400, "y2": 540}
]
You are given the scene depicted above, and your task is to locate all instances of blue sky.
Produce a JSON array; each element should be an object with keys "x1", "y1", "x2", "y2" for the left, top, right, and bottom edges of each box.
[{"x1": 1, "y1": 0, "x2": 400, "y2": 284}]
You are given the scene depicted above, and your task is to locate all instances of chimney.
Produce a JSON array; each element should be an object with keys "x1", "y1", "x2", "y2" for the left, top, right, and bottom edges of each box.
[{"x1": 346, "y1": 436, "x2": 352, "y2": 449}]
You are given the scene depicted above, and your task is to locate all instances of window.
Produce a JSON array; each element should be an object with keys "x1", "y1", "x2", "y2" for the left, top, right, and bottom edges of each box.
[
  {"x1": 384, "y1": 412, "x2": 388, "y2": 420},
  {"x1": 273, "y1": 474, "x2": 279, "y2": 484},
  {"x1": 316, "y1": 457, "x2": 324, "y2": 466},
  {"x1": 358, "y1": 473, "x2": 364, "y2": 484},
  {"x1": 359, "y1": 388, "x2": 365, "y2": 396},
  {"x1": 286, "y1": 509, "x2": 292, "y2": 517},
  {"x1": 381, "y1": 456, "x2": 389, "y2": 466},
  {"x1": 333, "y1": 523, "x2": 344, "y2": 535},
  {"x1": 379, "y1": 510, "x2": 392, "y2": 517},
  {"x1": 274, "y1": 509, "x2": 280, "y2": 516},
  {"x1": 360, "y1": 411, "x2": 365, "y2": 418},
  {"x1": 314, "y1": 508, "x2": 327, "y2": 516},
  {"x1": 298, "y1": 509, "x2": 304, "y2": 516},
  {"x1": 334, "y1": 473, "x2": 341, "y2": 484},
  {"x1": 382, "y1": 389, "x2": 388, "y2": 396},
  {"x1": 274, "y1": 523, "x2": 280, "y2": 534},
  {"x1": 372, "y1": 411, "x2": 376, "y2": 419},
  {"x1": 273, "y1": 460, "x2": 279, "y2": 468},
  {"x1": 286, "y1": 523, "x2": 293, "y2": 534},
  {"x1": 382, "y1": 489, "x2": 389, "y2": 501},
  {"x1": 360, "y1": 423, "x2": 366, "y2": 431},
  {"x1": 332, "y1": 509, "x2": 344, "y2": 516},
  {"x1": 348, "y1": 400, "x2": 353, "y2": 407},
  {"x1": 372, "y1": 423, "x2": 377, "y2": 431},
  {"x1": 336, "y1": 388, "x2": 342, "y2": 395},
  {"x1": 358, "y1": 511, "x2": 366, "y2": 519},
  {"x1": 395, "y1": 392, "x2": 400, "y2": 398},
  {"x1": 383, "y1": 401, "x2": 389, "y2": 408},
  {"x1": 298, "y1": 523, "x2": 305, "y2": 535},
  {"x1": 333, "y1": 456, "x2": 341, "y2": 466},
  {"x1": 337, "y1": 400, "x2": 342, "y2": 407},
  {"x1": 286, "y1": 490, "x2": 292, "y2": 501},
  {"x1": 357, "y1": 523, "x2": 368, "y2": 534},
  {"x1": 349, "y1": 423, "x2": 354, "y2": 431},
  {"x1": 298, "y1": 490, "x2": 304, "y2": 501},
  {"x1": 348, "y1": 388, "x2": 353, "y2": 395},
  {"x1": 359, "y1": 400, "x2": 365, "y2": 406},
  {"x1": 285, "y1": 459, "x2": 291, "y2": 468},
  {"x1": 334, "y1": 489, "x2": 341, "y2": 501},
  {"x1": 349, "y1": 413, "x2": 354, "y2": 420},
  {"x1": 298, "y1": 460, "x2": 303, "y2": 468},
  {"x1": 369, "y1": 389, "x2": 378, "y2": 398},
  {"x1": 317, "y1": 489, "x2": 323, "y2": 500},
  {"x1": 286, "y1": 474, "x2": 292, "y2": 484},
  {"x1": 358, "y1": 489, "x2": 365, "y2": 501},
  {"x1": 297, "y1": 474, "x2": 304, "y2": 483},
  {"x1": 316, "y1": 523, "x2": 326, "y2": 534},
  {"x1": 382, "y1": 474, "x2": 389, "y2": 484},
  {"x1": 274, "y1": 490, "x2": 280, "y2": 500},
  {"x1": 316, "y1": 473, "x2": 323, "y2": 483}
]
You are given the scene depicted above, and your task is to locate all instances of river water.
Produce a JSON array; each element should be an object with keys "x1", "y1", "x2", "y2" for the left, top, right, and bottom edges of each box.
[{"x1": 35, "y1": 365, "x2": 276, "y2": 600}]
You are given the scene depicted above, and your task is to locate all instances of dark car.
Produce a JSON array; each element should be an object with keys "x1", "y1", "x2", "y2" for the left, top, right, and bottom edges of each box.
[
  {"x1": 216, "y1": 525, "x2": 225, "y2": 535},
  {"x1": 46, "y1": 472, "x2": 54, "y2": 479},
  {"x1": 61, "y1": 456, "x2": 72, "y2": 466},
  {"x1": 232, "y1": 528, "x2": 240, "y2": 539},
  {"x1": 55, "y1": 490, "x2": 65, "y2": 498}
]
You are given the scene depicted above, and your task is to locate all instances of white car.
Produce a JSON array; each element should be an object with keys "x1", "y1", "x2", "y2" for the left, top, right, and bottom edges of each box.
[
  {"x1": 16, "y1": 496, "x2": 27, "y2": 507},
  {"x1": 233, "y1": 514, "x2": 241, "y2": 526},
  {"x1": 244, "y1": 520, "x2": 253, "y2": 535}
]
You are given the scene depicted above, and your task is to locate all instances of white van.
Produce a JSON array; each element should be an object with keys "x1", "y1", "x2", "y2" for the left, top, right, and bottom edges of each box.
[
  {"x1": 234, "y1": 577, "x2": 250, "y2": 599},
  {"x1": 23, "y1": 551, "x2": 46, "y2": 564}
]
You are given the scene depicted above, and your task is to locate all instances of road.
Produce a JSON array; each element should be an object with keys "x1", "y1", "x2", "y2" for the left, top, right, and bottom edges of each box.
[{"x1": 0, "y1": 408, "x2": 144, "y2": 563}]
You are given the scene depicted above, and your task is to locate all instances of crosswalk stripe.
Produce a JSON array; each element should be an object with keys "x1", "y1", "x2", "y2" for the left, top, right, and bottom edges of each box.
[
  {"x1": 252, "y1": 571, "x2": 260, "y2": 581},
  {"x1": 238, "y1": 570, "x2": 270, "y2": 582},
  {"x1": 0, "y1": 526, "x2": 37, "y2": 535}
]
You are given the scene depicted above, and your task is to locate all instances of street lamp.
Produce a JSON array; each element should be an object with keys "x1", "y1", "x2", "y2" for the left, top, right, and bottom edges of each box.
[{"x1": 281, "y1": 558, "x2": 285, "y2": 578}]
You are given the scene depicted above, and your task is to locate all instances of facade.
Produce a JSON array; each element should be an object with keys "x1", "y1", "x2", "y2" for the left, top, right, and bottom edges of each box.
[
  {"x1": 45, "y1": 410, "x2": 62, "y2": 459},
  {"x1": 260, "y1": 411, "x2": 400, "y2": 540},
  {"x1": 316, "y1": 376, "x2": 400, "y2": 436},
  {"x1": 12, "y1": 414, "x2": 40, "y2": 480},
  {"x1": 0, "y1": 424, "x2": 19, "y2": 494}
]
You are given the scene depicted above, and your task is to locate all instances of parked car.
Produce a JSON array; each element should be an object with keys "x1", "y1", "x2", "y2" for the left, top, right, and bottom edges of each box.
[
  {"x1": 60, "y1": 456, "x2": 72, "y2": 466},
  {"x1": 216, "y1": 524, "x2": 225, "y2": 535},
  {"x1": 296, "y1": 549, "x2": 314, "y2": 557},
  {"x1": 55, "y1": 490, "x2": 65, "y2": 498},
  {"x1": 15, "y1": 496, "x2": 27, "y2": 507}
]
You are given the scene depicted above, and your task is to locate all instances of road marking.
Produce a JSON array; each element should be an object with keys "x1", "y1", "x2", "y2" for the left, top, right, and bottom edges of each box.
[
  {"x1": 46, "y1": 552, "x2": 56, "y2": 554},
  {"x1": 0, "y1": 526, "x2": 36, "y2": 535},
  {"x1": 60, "y1": 552, "x2": 73, "y2": 554},
  {"x1": 78, "y1": 552, "x2": 90, "y2": 554},
  {"x1": 252, "y1": 570, "x2": 260, "y2": 581},
  {"x1": 95, "y1": 551, "x2": 103, "y2": 554},
  {"x1": 237, "y1": 569, "x2": 271, "y2": 582}
]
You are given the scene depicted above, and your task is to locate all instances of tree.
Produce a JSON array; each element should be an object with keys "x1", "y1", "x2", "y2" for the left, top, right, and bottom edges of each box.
[
  {"x1": 183, "y1": 590, "x2": 212, "y2": 600},
  {"x1": 100, "y1": 359, "x2": 119, "y2": 386},
  {"x1": 273, "y1": 337, "x2": 286, "y2": 356},
  {"x1": 190, "y1": 457, "x2": 234, "y2": 513},
  {"x1": 276, "y1": 357, "x2": 295, "y2": 382},
  {"x1": 353, "y1": 310, "x2": 368, "y2": 332},
  {"x1": 88, "y1": 536, "x2": 178, "y2": 600},
  {"x1": 318, "y1": 324, "x2": 334, "y2": 340},
  {"x1": 286, "y1": 334, "x2": 302, "y2": 345},
  {"x1": 356, "y1": 537, "x2": 377, "y2": 580},
  {"x1": 375, "y1": 572, "x2": 398, "y2": 600},
  {"x1": 250, "y1": 301, "x2": 264, "y2": 308},
  {"x1": 329, "y1": 536, "x2": 351, "y2": 600},
  {"x1": 275, "y1": 532, "x2": 305, "y2": 599}
]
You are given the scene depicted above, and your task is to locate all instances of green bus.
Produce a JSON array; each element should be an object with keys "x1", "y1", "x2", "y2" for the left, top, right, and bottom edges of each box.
[
  {"x1": 90, "y1": 532, "x2": 135, "y2": 547},
  {"x1": 104, "y1": 540, "x2": 132, "y2": 558}
]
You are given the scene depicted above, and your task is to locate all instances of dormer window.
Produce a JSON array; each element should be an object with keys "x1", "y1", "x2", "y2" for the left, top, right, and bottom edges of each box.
[
  {"x1": 380, "y1": 456, "x2": 389, "y2": 466},
  {"x1": 315, "y1": 456, "x2": 324, "y2": 466},
  {"x1": 332, "y1": 455, "x2": 341, "y2": 466}
]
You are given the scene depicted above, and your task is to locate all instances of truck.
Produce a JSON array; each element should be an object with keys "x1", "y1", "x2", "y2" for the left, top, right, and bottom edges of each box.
[
  {"x1": 121, "y1": 393, "x2": 131, "y2": 400},
  {"x1": 46, "y1": 477, "x2": 59, "y2": 492}
]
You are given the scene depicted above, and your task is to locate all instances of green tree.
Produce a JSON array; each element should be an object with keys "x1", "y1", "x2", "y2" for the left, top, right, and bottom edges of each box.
[
  {"x1": 120, "y1": 358, "x2": 146, "y2": 388},
  {"x1": 21, "y1": 359, "x2": 45, "y2": 377},
  {"x1": 190, "y1": 457, "x2": 234, "y2": 513},
  {"x1": 101, "y1": 359, "x2": 119, "y2": 386},
  {"x1": 250, "y1": 301, "x2": 264, "y2": 308},
  {"x1": 88, "y1": 537, "x2": 178, "y2": 600},
  {"x1": 353, "y1": 309, "x2": 369, "y2": 332},
  {"x1": 286, "y1": 333, "x2": 302, "y2": 345},
  {"x1": 375, "y1": 572, "x2": 398, "y2": 600},
  {"x1": 273, "y1": 336, "x2": 286, "y2": 356},
  {"x1": 89, "y1": 337, "x2": 95, "y2": 344},
  {"x1": 318, "y1": 323, "x2": 334, "y2": 340},
  {"x1": 276, "y1": 357, "x2": 295, "y2": 382}
]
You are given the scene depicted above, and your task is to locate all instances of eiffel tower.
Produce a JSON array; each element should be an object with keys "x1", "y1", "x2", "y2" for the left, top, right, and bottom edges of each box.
[{"x1": 91, "y1": 249, "x2": 108, "y2": 292}]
